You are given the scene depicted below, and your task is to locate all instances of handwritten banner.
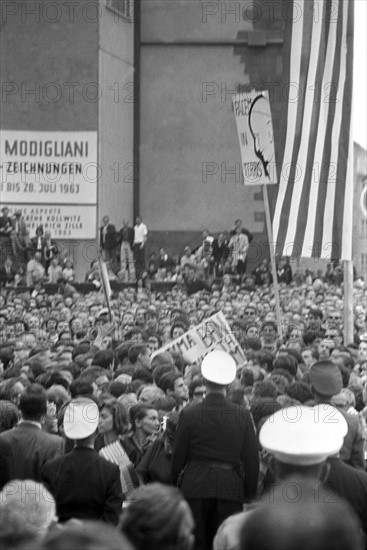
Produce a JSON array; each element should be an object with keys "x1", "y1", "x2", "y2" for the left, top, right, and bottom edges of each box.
[
  {"x1": 233, "y1": 90, "x2": 277, "y2": 186},
  {"x1": 152, "y1": 312, "x2": 247, "y2": 366}
]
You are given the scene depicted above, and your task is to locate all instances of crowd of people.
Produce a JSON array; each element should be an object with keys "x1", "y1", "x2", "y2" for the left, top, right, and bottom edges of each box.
[
  {"x1": 1, "y1": 209, "x2": 260, "y2": 287},
  {"x1": 0, "y1": 209, "x2": 367, "y2": 549},
  {"x1": 98, "y1": 216, "x2": 256, "y2": 283}
]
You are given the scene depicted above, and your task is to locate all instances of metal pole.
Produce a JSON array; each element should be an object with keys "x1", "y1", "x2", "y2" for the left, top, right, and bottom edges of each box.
[{"x1": 262, "y1": 184, "x2": 283, "y2": 340}]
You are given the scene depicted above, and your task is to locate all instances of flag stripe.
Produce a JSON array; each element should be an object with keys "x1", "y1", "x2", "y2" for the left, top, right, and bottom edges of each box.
[
  {"x1": 283, "y1": 0, "x2": 325, "y2": 251},
  {"x1": 321, "y1": 0, "x2": 350, "y2": 258},
  {"x1": 275, "y1": 0, "x2": 316, "y2": 256},
  {"x1": 335, "y1": 0, "x2": 354, "y2": 260},
  {"x1": 301, "y1": 1, "x2": 340, "y2": 257},
  {"x1": 272, "y1": 0, "x2": 305, "y2": 253},
  {"x1": 312, "y1": 7, "x2": 343, "y2": 258},
  {"x1": 272, "y1": 0, "x2": 354, "y2": 261}
]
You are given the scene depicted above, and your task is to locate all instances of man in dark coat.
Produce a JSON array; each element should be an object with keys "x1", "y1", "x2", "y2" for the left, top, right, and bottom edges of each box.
[
  {"x1": 309, "y1": 361, "x2": 365, "y2": 469},
  {"x1": 326, "y1": 455, "x2": 367, "y2": 534},
  {"x1": 0, "y1": 207, "x2": 13, "y2": 260},
  {"x1": 172, "y1": 351, "x2": 259, "y2": 550},
  {"x1": 0, "y1": 438, "x2": 14, "y2": 490},
  {"x1": 42, "y1": 398, "x2": 123, "y2": 525},
  {"x1": 0, "y1": 257, "x2": 17, "y2": 286},
  {"x1": 100, "y1": 215, "x2": 117, "y2": 261},
  {"x1": 117, "y1": 219, "x2": 135, "y2": 281},
  {"x1": 0, "y1": 384, "x2": 64, "y2": 481},
  {"x1": 30, "y1": 226, "x2": 46, "y2": 260},
  {"x1": 214, "y1": 404, "x2": 365, "y2": 550}
]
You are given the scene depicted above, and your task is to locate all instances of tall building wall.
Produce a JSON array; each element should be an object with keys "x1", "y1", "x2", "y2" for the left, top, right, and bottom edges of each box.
[
  {"x1": 139, "y1": 0, "x2": 285, "y2": 265},
  {"x1": 99, "y1": 3, "x2": 135, "y2": 233},
  {"x1": 0, "y1": 0, "x2": 134, "y2": 278}
]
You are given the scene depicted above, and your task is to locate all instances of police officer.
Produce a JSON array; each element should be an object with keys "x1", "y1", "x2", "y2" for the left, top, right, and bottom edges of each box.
[
  {"x1": 42, "y1": 398, "x2": 123, "y2": 524},
  {"x1": 309, "y1": 360, "x2": 365, "y2": 469},
  {"x1": 214, "y1": 404, "x2": 366, "y2": 550},
  {"x1": 172, "y1": 350, "x2": 259, "y2": 550}
]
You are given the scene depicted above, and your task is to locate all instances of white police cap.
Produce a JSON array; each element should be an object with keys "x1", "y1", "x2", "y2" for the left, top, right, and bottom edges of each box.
[
  {"x1": 201, "y1": 350, "x2": 236, "y2": 385},
  {"x1": 259, "y1": 404, "x2": 348, "y2": 466},
  {"x1": 63, "y1": 398, "x2": 99, "y2": 440}
]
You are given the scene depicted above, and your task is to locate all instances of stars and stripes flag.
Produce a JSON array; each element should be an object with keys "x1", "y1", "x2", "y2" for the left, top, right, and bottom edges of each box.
[{"x1": 272, "y1": 0, "x2": 354, "y2": 261}]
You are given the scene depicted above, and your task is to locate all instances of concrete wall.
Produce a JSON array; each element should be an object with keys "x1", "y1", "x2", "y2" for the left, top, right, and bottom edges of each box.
[
  {"x1": 139, "y1": 0, "x2": 284, "y2": 267},
  {"x1": 0, "y1": 0, "x2": 99, "y2": 278},
  {"x1": 0, "y1": 0, "x2": 135, "y2": 279},
  {"x1": 98, "y1": 4, "x2": 135, "y2": 237},
  {"x1": 0, "y1": 0, "x2": 99, "y2": 131}
]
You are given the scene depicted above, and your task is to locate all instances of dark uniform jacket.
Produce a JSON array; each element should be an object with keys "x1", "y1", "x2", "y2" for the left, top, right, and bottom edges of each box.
[
  {"x1": 42, "y1": 447, "x2": 123, "y2": 525},
  {"x1": 326, "y1": 456, "x2": 367, "y2": 533},
  {"x1": 100, "y1": 224, "x2": 117, "y2": 251},
  {"x1": 0, "y1": 438, "x2": 14, "y2": 490},
  {"x1": 0, "y1": 266, "x2": 17, "y2": 285},
  {"x1": 172, "y1": 393, "x2": 259, "y2": 503},
  {"x1": 339, "y1": 410, "x2": 365, "y2": 470},
  {"x1": 0, "y1": 422, "x2": 64, "y2": 481}
]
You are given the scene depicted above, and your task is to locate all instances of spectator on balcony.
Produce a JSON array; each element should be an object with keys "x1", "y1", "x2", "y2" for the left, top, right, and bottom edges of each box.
[
  {"x1": 180, "y1": 246, "x2": 197, "y2": 269},
  {"x1": 117, "y1": 220, "x2": 135, "y2": 283},
  {"x1": 100, "y1": 215, "x2": 117, "y2": 262},
  {"x1": 10, "y1": 209, "x2": 30, "y2": 263},
  {"x1": 133, "y1": 216, "x2": 148, "y2": 279}
]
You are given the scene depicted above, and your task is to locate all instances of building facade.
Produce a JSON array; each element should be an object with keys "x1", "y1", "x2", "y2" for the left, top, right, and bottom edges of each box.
[{"x1": 1, "y1": 1, "x2": 363, "y2": 278}]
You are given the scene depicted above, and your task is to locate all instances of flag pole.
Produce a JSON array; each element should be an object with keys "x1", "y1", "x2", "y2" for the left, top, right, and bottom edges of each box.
[
  {"x1": 343, "y1": 260, "x2": 354, "y2": 344},
  {"x1": 262, "y1": 183, "x2": 283, "y2": 341},
  {"x1": 98, "y1": 255, "x2": 113, "y2": 322}
]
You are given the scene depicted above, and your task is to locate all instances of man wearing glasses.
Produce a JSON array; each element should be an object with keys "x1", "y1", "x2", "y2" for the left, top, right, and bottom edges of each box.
[
  {"x1": 242, "y1": 306, "x2": 257, "y2": 321},
  {"x1": 188, "y1": 377, "x2": 206, "y2": 406}
]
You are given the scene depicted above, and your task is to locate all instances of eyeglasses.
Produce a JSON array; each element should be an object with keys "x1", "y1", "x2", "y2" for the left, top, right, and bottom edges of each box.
[
  {"x1": 244, "y1": 311, "x2": 256, "y2": 316},
  {"x1": 193, "y1": 391, "x2": 206, "y2": 397}
]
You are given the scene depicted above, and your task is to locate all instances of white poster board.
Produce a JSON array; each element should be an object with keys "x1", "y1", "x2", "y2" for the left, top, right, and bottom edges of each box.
[
  {"x1": 0, "y1": 130, "x2": 98, "y2": 239},
  {"x1": 152, "y1": 311, "x2": 247, "y2": 366},
  {"x1": 233, "y1": 90, "x2": 277, "y2": 185},
  {"x1": 2, "y1": 204, "x2": 96, "y2": 240}
]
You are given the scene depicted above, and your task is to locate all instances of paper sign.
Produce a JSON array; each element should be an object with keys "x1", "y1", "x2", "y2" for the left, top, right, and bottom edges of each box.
[
  {"x1": 0, "y1": 130, "x2": 98, "y2": 204},
  {"x1": 152, "y1": 312, "x2": 247, "y2": 366},
  {"x1": 233, "y1": 90, "x2": 277, "y2": 185}
]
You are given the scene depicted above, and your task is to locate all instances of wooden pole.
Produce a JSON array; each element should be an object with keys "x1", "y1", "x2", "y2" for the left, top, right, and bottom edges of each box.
[
  {"x1": 343, "y1": 260, "x2": 354, "y2": 345},
  {"x1": 262, "y1": 184, "x2": 283, "y2": 340},
  {"x1": 98, "y1": 256, "x2": 113, "y2": 322}
]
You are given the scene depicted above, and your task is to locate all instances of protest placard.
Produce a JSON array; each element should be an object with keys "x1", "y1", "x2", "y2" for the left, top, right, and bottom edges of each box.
[
  {"x1": 152, "y1": 312, "x2": 246, "y2": 366},
  {"x1": 233, "y1": 90, "x2": 277, "y2": 186}
]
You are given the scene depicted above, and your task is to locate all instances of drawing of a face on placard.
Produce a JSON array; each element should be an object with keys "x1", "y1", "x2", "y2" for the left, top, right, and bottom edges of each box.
[
  {"x1": 360, "y1": 183, "x2": 367, "y2": 218},
  {"x1": 248, "y1": 94, "x2": 275, "y2": 179}
]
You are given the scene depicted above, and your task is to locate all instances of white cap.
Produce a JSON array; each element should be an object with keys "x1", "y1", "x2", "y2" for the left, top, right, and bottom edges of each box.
[
  {"x1": 259, "y1": 404, "x2": 348, "y2": 466},
  {"x1": 201, "y1": 350, "x2": 236, "y2": 385},
  {"x1": 63, "y1": 398, "x2": 99, "y2": 440}
]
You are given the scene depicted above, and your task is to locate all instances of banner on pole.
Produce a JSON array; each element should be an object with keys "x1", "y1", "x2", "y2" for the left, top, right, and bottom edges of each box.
[
  {"x1": 233, "y1": 90, "x2": 277, "y2": 186},
  {"x1": 98, "y1": 257, "x2": 112, "y2": 315},
  {"x1": 152, "y1": 312, "x2": 247, "y2": 366}
]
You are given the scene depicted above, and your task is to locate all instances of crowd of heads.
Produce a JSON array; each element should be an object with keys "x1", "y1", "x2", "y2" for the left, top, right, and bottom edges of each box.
[{"x1": 0, "y1": 255, "x2": 367, "y2": 549}]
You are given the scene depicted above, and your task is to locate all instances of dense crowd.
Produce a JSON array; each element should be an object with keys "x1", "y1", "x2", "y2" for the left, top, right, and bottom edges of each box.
[{"x1": 1, "y1": 208, "x2": 367, "y2": 549}]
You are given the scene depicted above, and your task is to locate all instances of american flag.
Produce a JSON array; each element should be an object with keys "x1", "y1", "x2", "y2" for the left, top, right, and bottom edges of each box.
[{"x1": 272, "y1": 0, "x2": 354, "y2": 261}]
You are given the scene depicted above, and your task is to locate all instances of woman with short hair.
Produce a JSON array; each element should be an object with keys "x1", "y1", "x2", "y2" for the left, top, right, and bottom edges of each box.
[
  {"x1": 97, "y1": 397, "x2": 138, "y2": 500},
  {"x1": 119, "y1": 483, "x2": 194, "y2": 550},
  {"x1": 121, "y1": 402, "x2": 161, "y2": 467}
]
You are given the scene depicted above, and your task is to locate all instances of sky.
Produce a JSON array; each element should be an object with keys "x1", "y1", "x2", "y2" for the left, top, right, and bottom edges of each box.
[{"x1": 353, "y1": 1, "x2": 367, "y2": 149}]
